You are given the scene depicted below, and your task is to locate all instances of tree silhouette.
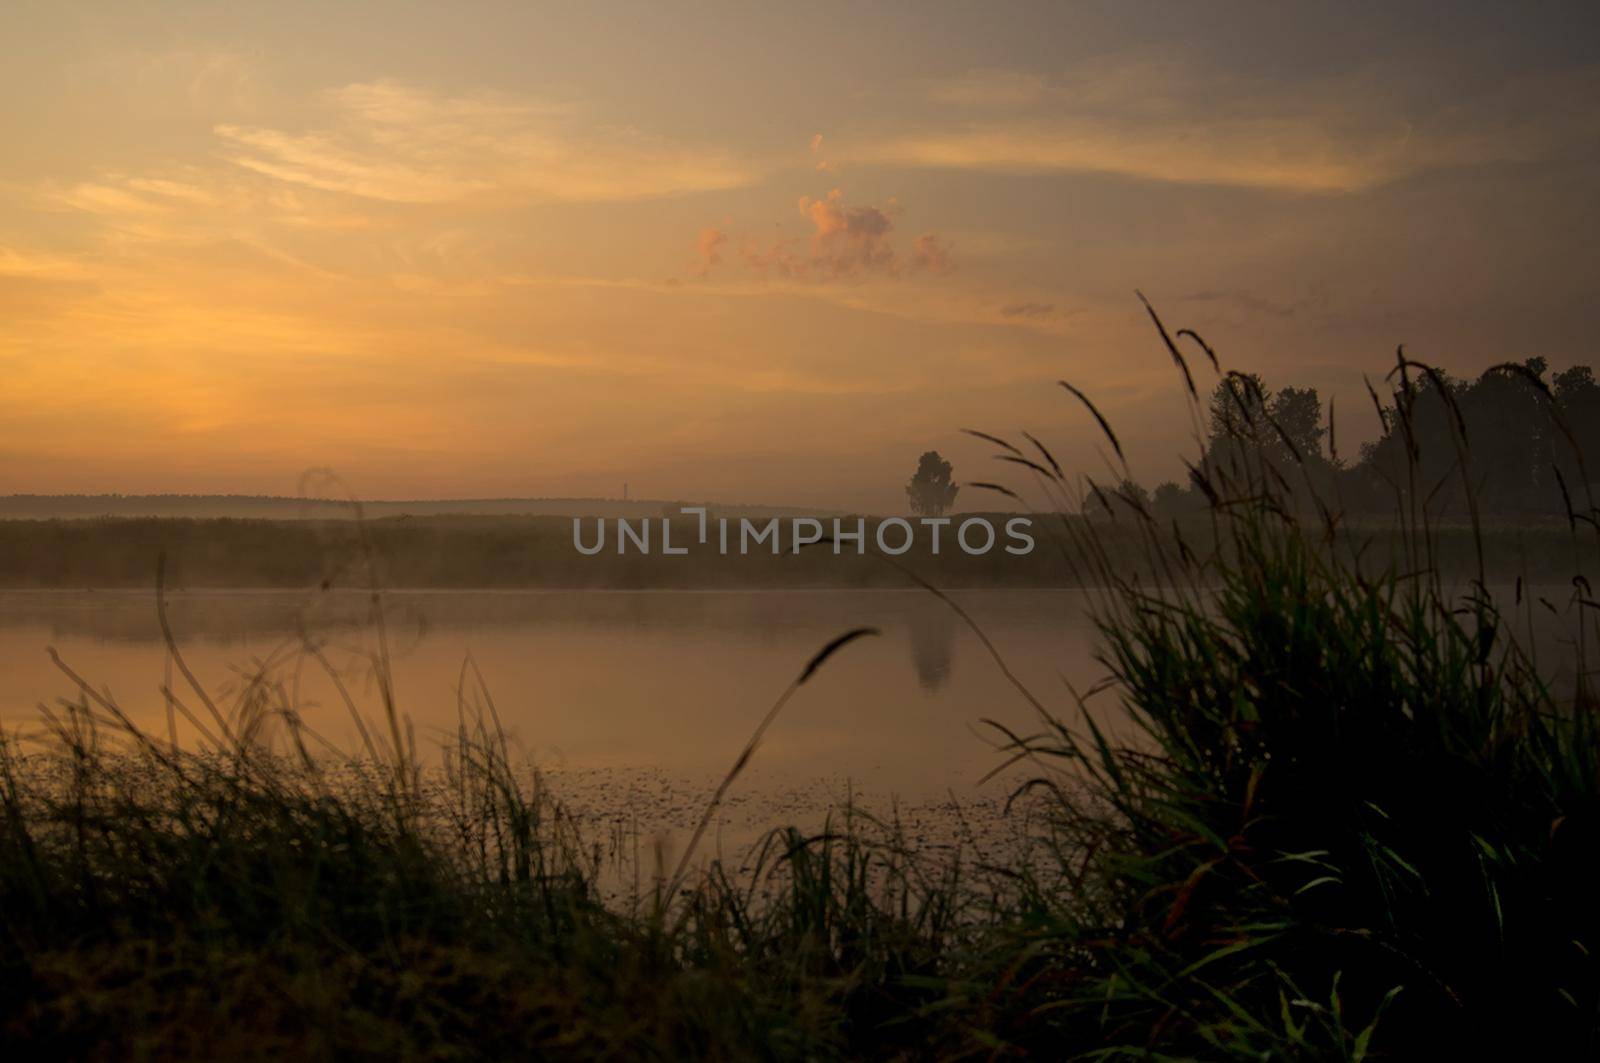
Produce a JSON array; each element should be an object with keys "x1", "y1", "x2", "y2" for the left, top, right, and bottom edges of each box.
[
  {"x1": 1269, "y1": 385, "x2": 1325, "y2": 462},
  {"x1": 1554, "y1": 366, "x2": 1600, "y2": 497},
  {"x1": 1036, "y1": 358, "x2": 1600, "y2": 521},
  {"x1": 1206, "y1": 372, "x2": 1270, "y2": 448},
  {"x1": 1463, "y1": 359, "x2": 1554, "y2": 511},
  {"x1": 1151, "y1": 480, "x2": 1197, "y2": 517},
  {"x1": 1355, "y1": 358, "x2": 1563, "y2": 514},
  {"x1": 906, "y1": 450, "x2": 959, "y2": 516},
  {"x1": 1204, "y1": 374, "x2": 1325, "y2": 464}
]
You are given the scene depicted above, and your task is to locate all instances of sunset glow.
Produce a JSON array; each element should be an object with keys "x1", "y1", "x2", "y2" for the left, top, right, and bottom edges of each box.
[{"x1": 3, "y1": 2, "x2": 1595, "y2": 508}]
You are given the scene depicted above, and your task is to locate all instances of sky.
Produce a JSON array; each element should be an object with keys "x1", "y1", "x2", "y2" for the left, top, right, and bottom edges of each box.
[{"x1": 2, "y1": 1, "x2": 1596, "y2": 511}]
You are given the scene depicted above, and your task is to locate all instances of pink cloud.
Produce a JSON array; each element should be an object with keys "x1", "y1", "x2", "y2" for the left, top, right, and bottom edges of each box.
[
  {"x1": 697, "y1": 188, "x2": 950, "y2": 282},
  {"x1": 911, "y1": 233, "x2": 952, "y2": 274},
  {"x1": 798, "y1": 189, "x2": 897, "y2": 277},
  {"x1": 693, "y1": 226, "x2": 728, "y2": 276}
]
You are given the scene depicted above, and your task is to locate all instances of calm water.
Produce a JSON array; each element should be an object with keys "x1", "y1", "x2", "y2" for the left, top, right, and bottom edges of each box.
[
  {"x1": 5, "y1": 585, "x2": 1583, "y2": 875},
  {"x1": 0, "y1": 590, "x2": 1109, "y2": 808}
]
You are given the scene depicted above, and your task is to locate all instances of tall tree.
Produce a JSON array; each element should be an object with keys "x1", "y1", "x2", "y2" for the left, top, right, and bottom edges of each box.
[
  {"x1": 1151, "y1": 480, "x2": 1192, "y2": 517},
  {"x1": 1358, "y1": 367, "x2": 1465, "y2": 509},
  {"x1": 1460, "y1": 359, "x2": 1553, "y2": 511},
  {"x1": 1268, "y1": 385, "x2": 1325, "y2": 462},
  {"x1": 1554, "y1": 365, "x2": 1600, "y2": 499},
  {"x1": 1206, "y1": 372, "x2": 1270, "y2": 449},
  {"x1": 906, "y1": 451, "x2": 959, "y2": 516}
]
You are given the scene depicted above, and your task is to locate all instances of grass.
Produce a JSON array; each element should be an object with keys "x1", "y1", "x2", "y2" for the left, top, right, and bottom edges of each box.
[{"x1": 3, "y1": 315, "x2": 1599, "y2": 1058}]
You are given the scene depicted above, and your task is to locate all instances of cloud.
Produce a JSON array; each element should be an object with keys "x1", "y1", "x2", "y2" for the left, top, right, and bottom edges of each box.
[
  {"x1": 799, "y1": 189, "x2": 897, "y2": 276},
  {"x1": 693, "y1": 227, "x2": 728, "y2": 276},
  {"x1": 0, "y1": 246, "x2": 86, "y2": 280},
  {"x1": 870, "y1": 57, "x2": 1600, "y2": 193},
  {"x1": 703, "y1": 189, "x2": 951, "y2": 283},
  {"x1": 868, "y1": 123, "x2": 1402, "y2": 193},
  {"x1": 809, "y1": 132, "x2": 835, "y2": 173},
  {"x1": 215, "y1": 80, "x2": 755, "y2": 204},
  {"x1": 38, "y1": 163, "x2": 381, "y2": 267},
  {"x1": 1180, "y1": 289, "x2": 1304, "y2": 318},
  {"x1": 911, "y1": 233, "x2": 951, "y2": 274},
  {"x1": 999, "y1": 301, "x2": 1054, "y2": 319},
  {"x1": 46, "y1": 165, "x2": 260, "y2": 222},
  {"x1": 176, "y1": 49, "x2": 261, "y2": 111}
]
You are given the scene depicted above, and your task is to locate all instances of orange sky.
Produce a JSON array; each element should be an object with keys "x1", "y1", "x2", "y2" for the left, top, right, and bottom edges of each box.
[{"x1": 2, "y1": 2, "x2": 1596, "y2": 510}]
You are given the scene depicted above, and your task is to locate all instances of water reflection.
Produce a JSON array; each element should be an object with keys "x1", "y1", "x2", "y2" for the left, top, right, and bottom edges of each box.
[
  {"x1": 1, "y1": 585, "x2": 1582, "y2": 809},
  {"x1": 0, "y1": 590, "x2": 1104, "y2": 798},
  {"x1": 906, "y1": 606, "x2": 954, "y2": 691}
]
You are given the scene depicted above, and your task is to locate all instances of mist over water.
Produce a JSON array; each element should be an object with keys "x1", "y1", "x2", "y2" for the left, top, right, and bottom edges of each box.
[{"x1": 0, "y1": 588, "x2": 1102, "y2": 804}]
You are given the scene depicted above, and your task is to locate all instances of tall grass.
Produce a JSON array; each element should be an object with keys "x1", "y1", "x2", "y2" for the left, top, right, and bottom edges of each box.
[
  {"x1": 949, "y1": 314, "x2": 1600, "y2": 1056},
  {"x1": 3, "y1": 306, "x2": 1598, "y2": 1058}
]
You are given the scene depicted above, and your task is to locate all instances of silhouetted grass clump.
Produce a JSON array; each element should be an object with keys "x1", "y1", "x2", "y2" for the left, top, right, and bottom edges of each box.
[
  {"x1": 3, "y1": 304, "x2": 1599, "y2": 1057},
  {"x1": 952, "y1": 519, "x2": 1600, "y2": 1056},
  {"x1": 945, "y1": 307, "x2": 1600, "y2": 1056}
]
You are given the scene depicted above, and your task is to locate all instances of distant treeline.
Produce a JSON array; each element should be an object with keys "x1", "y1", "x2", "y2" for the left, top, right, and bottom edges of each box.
[
  {"x1": 0, "y1": 494, "x2": 834, "y2": 521},
  {"x1": 0, "y1": 515, "x2": 1059, "y2": 590},
  {"x1": 1118, "y1": 359, "x2": 1600, "y2": 521},
  {"x1": 0, "y1": 514, "x2": 1589, "y2": 590}
]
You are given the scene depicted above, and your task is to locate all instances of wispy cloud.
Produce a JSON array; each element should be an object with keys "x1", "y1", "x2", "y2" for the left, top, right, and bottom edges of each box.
[
  {"x1": 999, "y1": 301, "x2": 1055, "y2": 320},
  {"x1": 0, "y1": 245, "x2": 93, "y2": 281},
  {"x1": 1180, "y1": 289, "x2": 1306, "y2": 319},
  {"x1": 869, "y1": 123, "x2": 1402, "y2": 193},
  {"x1": 216, "y1": 80, "x2": 756, "y2": 204},
  {"x1": 867, "y1": 57, "x2": 1600, "y2": 193}
]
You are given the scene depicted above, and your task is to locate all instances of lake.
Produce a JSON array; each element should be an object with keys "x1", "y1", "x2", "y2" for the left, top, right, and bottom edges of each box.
[{"x1": 0, "y1": 589, "x2": 1113, "y2": 867}]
